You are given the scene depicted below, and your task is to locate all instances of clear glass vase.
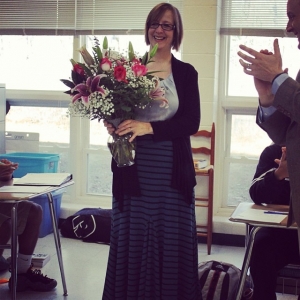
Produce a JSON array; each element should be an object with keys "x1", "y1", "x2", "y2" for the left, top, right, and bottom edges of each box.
[{"x1": 107, "y1": 132, "x2": 136, "y2": 167}]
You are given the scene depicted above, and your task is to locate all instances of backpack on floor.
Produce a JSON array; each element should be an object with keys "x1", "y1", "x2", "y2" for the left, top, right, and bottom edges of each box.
[
  {"x1": 198, "y1": 260, "x2": 248, "y2": 300},
  {"x1": 60, "y1": 207, "x2": 112, "y2": 244}
]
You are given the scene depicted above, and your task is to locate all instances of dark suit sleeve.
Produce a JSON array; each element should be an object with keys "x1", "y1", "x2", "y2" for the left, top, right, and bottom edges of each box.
[
  {"x1": 257, "y1": 76, "x2": 300, "y2": 145},
  {"x1": 249, "y1": 145, "x2": 290, "y2": 205},
  {"x1": 274, "y1": 77, "x2": 300, "y2": 124}
]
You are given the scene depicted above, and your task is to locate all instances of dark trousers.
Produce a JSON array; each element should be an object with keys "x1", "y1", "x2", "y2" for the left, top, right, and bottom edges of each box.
[{"x1": 250, "y1": 227, "x2": 300, "y2": 300}]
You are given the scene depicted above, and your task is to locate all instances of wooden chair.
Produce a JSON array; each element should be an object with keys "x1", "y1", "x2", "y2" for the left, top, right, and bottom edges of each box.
[{"x1": 191, "y1": 123, "x2": 215, "y2": 255}]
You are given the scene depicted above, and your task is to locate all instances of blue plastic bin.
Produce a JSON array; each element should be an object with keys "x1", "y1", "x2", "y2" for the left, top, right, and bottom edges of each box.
[
  {"x1": 0, "y1": 152, "x2": 59, "y2": 178},
  {"x1": 31, "y1": 188, "x2": 65, "y2": 238}
]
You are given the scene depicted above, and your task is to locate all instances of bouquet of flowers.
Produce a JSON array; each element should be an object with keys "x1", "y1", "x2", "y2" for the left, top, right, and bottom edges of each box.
[{"x1": 61, "y1": 37, "x2": 168, "y2": 167}]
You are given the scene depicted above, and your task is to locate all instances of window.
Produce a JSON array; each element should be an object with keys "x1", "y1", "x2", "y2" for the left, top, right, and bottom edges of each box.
[
  {"x1": 224, "y1": 111, "x2": 272, "y2": 207},
  {"x1": 228, "y1": 36, "x2": 298, "y2": 97},
  {"x1": 221, "y1": 34, "x2": 295, "y2": 207},
  {"x1": 5, "y1": 106, "x2": 71, "y2": 188},
  {"x1": 0, "y1": 36, "x2": 73, "y2": 90},
  {"x1": 220, "y1": 0, "x2": 294, "y2": 208}
]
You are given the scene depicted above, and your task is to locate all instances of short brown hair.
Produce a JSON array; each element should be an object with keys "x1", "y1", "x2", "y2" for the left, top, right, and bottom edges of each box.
[{"x1": 145, "y1": 3, "x2": 183, "y2": 51}]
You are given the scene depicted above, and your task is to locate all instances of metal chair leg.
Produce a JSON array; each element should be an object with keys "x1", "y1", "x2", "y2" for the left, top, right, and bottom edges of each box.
[
  {"x1": 236, "y1": 226, "x2": 261, "y2": 300},
  {"x1": 47, "y1": 192, "x2": 68, "y2": 296},
  {"x1": 10, "y1": 202, "x2": 19, "y2": 300}
]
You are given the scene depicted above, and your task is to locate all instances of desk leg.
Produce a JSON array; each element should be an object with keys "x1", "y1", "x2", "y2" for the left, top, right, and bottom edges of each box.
[
  {"x1": 236, "y1": 226, "x2": 261, "y2": 300},
  {"x1": 47, "y1": 192, "x2": 68, "y2": 296},
  {"x1": 10, "y1": 203, "x2": 18, "y2": 300}
]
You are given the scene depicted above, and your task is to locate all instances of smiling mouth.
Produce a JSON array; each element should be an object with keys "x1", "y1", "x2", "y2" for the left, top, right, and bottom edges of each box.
[{"x1": 154, "y1": 36, "x2": 165, "y2": 41}]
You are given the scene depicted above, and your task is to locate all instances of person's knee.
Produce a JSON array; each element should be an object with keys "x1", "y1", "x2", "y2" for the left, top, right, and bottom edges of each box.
[{"x1": 27, "y1": 203, "x2": 43, "y2": 226}]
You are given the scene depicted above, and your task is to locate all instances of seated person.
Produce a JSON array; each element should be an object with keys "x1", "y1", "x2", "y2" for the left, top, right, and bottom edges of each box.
[
  {"x1": 0, "y1": 159, "x2": 57, "y2": 292},
  {"x1": 249, "y1": 144, "x2": 300, "y2": 300}
]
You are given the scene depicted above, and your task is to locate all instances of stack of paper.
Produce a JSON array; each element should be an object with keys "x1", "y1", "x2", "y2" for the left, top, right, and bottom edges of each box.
[
  {"x1": 14, "y1": 173, "x2": 72, "y2": 186},
  {"x1": 32, "y1": 253, "x2": 50, "y2": 268},
  {"x1": 0, "y1": 185, "x2": 51, "y2": 194},
  {"x1": 230, "y1": 206, "x2": 288, "y2": 225},
  {"x1": 193, "y1": 159, "x2": 208, "y2": 169}
]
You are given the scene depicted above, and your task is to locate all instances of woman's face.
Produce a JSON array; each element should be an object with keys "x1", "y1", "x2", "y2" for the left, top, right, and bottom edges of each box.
[{"x1": 148, "y1": 10, "x2": 174, "y2": 52}]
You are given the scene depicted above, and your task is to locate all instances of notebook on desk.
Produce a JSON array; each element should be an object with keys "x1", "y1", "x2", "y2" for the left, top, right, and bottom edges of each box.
[
  {"x1": 14, "y1": 173, "x2": 72, "y2": 186},
  {"x1": 229, "y1": 203, "x2": 289, "y2": 225},
  {"x1": 0, "y1": 185, "x2": 51, "y2": 193}
]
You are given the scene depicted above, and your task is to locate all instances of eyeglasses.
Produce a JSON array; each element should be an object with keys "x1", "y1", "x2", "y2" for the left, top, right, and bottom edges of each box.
[{"x1": 149, "y1": 23, "x2": 175, "y2": 31}]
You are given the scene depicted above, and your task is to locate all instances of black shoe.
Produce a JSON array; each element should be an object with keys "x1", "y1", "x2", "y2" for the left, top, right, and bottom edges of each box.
[{"x1": 9, "y1": 266, "x2": 57, "y2": 292}]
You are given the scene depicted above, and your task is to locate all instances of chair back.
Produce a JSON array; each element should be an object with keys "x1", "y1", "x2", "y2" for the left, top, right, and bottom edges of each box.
[{"x1": 191, "y1": 123, "x2": 215, "y2": 166}]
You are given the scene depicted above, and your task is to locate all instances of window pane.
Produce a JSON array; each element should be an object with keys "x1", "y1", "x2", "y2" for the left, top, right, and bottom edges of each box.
[
  {"x1": 87, "y1": 151, "x2": 112, "y2": 195},
  {"x1": 231, "y1": 114, "x2": 272, "y2": 158},
  {"x1": 88, "y1": 120, "x2": 112, "y2": 195},
  {"x1": 5, "y1": 106, "x2": 70, "y2": 172},
  {"x1": 228, "y1": 36, "x2": 298, "y2": 97},
  {"x1": 90, "y1": 119, "x2": 110, "y2": 147},
  {"x1": 226, "y1": 114, "x2": 273, "y2": 207},
  {"x1": 227, "y1": 162, "x2": 256, "y2": 206},
  {"x1": 87, "y1": 35, "x2": 147, "y2": 57},
  {"x1": 0, "y1": 36, "x2": 73, "y2": 91},
  {"x1": 86, "y1": 35, "x2": 181, "y2": 61}
]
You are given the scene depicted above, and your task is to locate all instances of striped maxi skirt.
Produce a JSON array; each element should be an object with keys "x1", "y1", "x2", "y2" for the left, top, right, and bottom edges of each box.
[{"x1": 102, "y1": 135, "x2": 200, "y2": 300}]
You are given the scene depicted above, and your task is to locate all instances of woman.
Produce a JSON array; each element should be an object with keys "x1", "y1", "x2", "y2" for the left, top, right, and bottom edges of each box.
[{"x1": 103, "y1": 3, "x2": 201, "y2": 299}]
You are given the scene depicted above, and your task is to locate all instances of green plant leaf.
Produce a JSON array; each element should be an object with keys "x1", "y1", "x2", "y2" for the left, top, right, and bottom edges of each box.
[
  {"x1": 149, "y1": 44, "x2": 158, "y2": 59},
  {"x1": 92, "y1": 45, "x2": 103, "y2": 63},
  {"x1": 128, "y1": 41, "x2": 134, "y2": 61},
  {"x1": 103, "y1": 36, "x2": 108, "y2": 50},
  {"x1": 141, "y1": 52, "x2": 148, "y2": 65}
]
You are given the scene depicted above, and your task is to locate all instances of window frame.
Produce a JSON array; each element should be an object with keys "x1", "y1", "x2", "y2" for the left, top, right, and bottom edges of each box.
[{"x1": 216, "y1": 33, "x2": 274, "y2": 212}]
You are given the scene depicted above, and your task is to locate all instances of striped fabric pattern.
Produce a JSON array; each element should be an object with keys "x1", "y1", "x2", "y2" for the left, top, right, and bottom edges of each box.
[{"x1": 102, "y1": 135, "x2": 200, "y2": 300}]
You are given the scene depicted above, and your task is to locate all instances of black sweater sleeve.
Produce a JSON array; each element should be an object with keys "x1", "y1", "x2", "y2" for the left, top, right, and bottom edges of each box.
[{"x1": 249, "y1": 144, "x2": 290, "y2": 205}]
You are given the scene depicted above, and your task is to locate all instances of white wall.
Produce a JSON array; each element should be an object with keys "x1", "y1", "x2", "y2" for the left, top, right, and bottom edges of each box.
[{"x1": 180, "y1": 0, "x2": 244, "y2": 236}]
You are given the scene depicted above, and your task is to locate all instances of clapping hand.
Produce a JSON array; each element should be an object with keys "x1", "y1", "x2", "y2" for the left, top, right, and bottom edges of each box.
[
  {"x1": 274, "y1": 147, "x2": 289, "y2": 180},
  {"x1": 238, "y1": 39, "x2": 284, "y2": 83}
]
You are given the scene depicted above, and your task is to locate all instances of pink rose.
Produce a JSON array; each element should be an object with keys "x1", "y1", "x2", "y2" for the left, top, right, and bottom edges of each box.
[
  {"x1": 131, "y1": 58, "x2": 140, "y2": 65},
  {"x1": 100, "y1": 58, "x2": 112, "y2": 71},
  {"x1": 114, "y1": 65, "x2": 128, "y2": 83},
  {"x1": 73, "y1": 64, "x2": 85, "y2": 76},
  {"x1": 131, "y1": 64, "x2": 148, "y2": 77}
]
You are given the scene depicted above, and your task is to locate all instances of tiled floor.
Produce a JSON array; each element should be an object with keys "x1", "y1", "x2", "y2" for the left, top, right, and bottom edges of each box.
[{"x1": 0, "y1": 234, "x2": 297, "y2": 300}]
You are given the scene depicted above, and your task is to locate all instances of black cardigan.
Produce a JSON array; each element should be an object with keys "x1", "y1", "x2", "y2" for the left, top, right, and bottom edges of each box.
[{"x1": 112, "y1": 55, "x2": 201, "y2": 208}]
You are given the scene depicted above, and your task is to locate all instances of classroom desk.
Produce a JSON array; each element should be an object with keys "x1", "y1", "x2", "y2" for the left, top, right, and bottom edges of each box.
[
  {"x1": 229, "y1": 202, "x2": 296, "y2": 300},
  {"x1": 0, "y1": 179, "x2": 74, "y2": 300}
]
